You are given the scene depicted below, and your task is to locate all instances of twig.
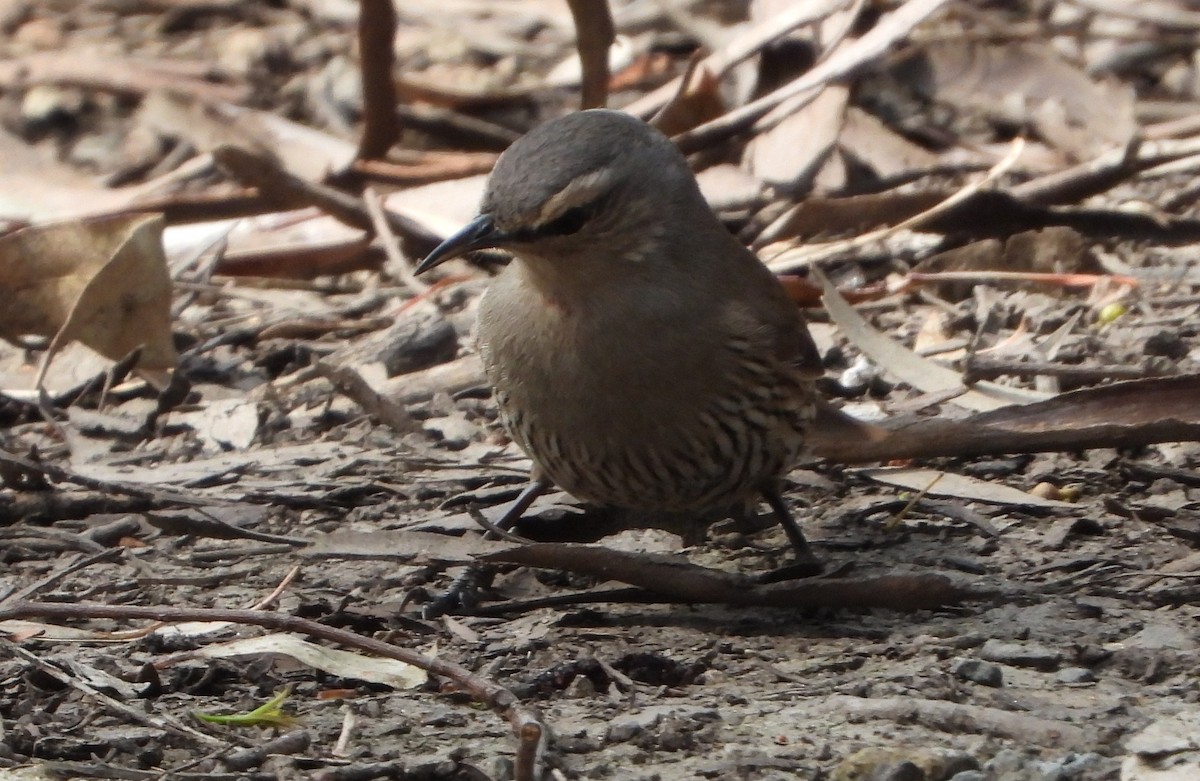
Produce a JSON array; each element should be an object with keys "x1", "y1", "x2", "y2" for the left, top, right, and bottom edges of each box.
[
  {"x1": 363, "y1": 186, "x2": 430, "y2": 294},
  {"x1": 0, "y1": 53, "x2": 244, "y2": 102},
  {"x1": 468, "y1": 507, "x2": 534, "y2": 544},
  {"x1": 886, "y1": 472, "x2": 943, "y2": 530},
  {"x1": 807, "y1": 374, "x2": 1200, "y2": 463},
  {"x1": 903, "y1": 270, "x2": 1139, "y2": 288},
  {"x1": 765, "y1": 136, "x2": 1026, "y2": 272},
  {"x1": 752, "y1": 0, "x2": 868, "y2": 133},
  {"x1": 351, "y1": 152, "x2": 497, "y2": 186},
  {"x1": 484, "y1": 544, "x2": 989, "y2": 610},
  {"x1": 961, "y1": 357, "x2": 1156, "y2": 384},
  {"x1": 627, "y1": 0, "x2": 851, "y2": 119},
  {"x1": 355, "y1": 0, "x2": 401, "y2": 159},
  {"x1": 314, "y1": 360, "x2": 421, "y2": 434},
  {"x1": 823, "y1": 694, "x2": 1092, "y2": 749},
  {"x1": 671, "y1": 0, "x2": 954, "y2": 153},
  {"x1": 566, "y1": 0, "x2": 614, "y2": 110},
  {"x1": 0, "y1": 638, "x2": 225, "y2": 746},
  {"x1": 211, "y1": 145, "x2": 422, "y2": 239},
  {"x1": 0, "y1": 548, "x2": 124, "y2": 605},
  {"x1": 0, "y1": 449, "x2": 221, "y2": 508},
  {"x1": 1011, "y1": 137, "x2": 1142, "y2": 205},
  {"x1": 106, "y1": 566, "x2": 301, "y2": 642},
  {"x1": 0, "y1": 601, "x2": 548, "y2": 781}
]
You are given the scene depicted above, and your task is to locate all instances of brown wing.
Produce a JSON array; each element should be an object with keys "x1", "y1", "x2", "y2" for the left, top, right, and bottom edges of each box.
[
  {"x1": 734, "y1": 244, "x2": 825, "y2": 379},
  {"x1": 770, "y1": 300, "x2": 825, "y2": 379}
]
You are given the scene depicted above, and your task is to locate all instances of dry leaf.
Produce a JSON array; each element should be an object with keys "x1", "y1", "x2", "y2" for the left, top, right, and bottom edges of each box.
[
  {"x1": 851, "y1": 466, "x2": 1076, "y2": 508},
  {"x1": 180, "y1": 634, "x2": 427, "y2": 689},
  {"x1": 918, "y1": 41, "x2": 1136, "y2": 160},
  {"x1": 747, "y1": 84, "x2": 848, "y2": 193},
  {"x1": 815, "y1": 267, "x2": 1051, "y2": 410},
  {"x1": 0, "y1": 213, "x2": 177, "y2": 387},
  {"x1": 653, "y1": 62, "x2": 728, "y2": 137},
  {"x1": 838, "y1": 106, "x2": 940, "y2": 179}
]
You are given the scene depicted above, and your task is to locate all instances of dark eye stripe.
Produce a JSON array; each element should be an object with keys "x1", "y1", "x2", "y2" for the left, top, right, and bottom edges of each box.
[
  {"x1": 540, "y1": 205, "x2": 589, "y2": 236},
  {"x1": 512, "y1": 191, "x2": 612, "y2": 242}
]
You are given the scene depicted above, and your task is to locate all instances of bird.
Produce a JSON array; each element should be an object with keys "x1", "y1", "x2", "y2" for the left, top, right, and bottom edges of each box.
[{"x1": 416, "y1": 108, "x2": 828, "y2": 559}]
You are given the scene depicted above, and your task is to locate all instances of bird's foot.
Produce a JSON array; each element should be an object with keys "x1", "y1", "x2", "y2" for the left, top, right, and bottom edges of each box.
[
  {"x1": 421, "y1": 564, "x2": 496, "y2": 619},
  {"x1": 756, "y1": 555, "x2": 824, "y2": 584}
]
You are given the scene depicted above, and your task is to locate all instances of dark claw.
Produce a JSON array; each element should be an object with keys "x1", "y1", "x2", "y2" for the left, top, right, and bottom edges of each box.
[{"x1": 421, "y1": 479, "x2": 552, "y2": 617}]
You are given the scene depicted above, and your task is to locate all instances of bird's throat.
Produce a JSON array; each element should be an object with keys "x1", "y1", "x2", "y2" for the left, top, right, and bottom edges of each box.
[{"x1": 512, "y1": 256, "x2": 580, "y2": 316}]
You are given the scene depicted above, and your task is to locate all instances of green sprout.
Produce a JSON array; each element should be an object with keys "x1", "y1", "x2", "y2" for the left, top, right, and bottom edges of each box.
[{"x1": 193, "y1": 686, "x2": 299, "y2": 728}]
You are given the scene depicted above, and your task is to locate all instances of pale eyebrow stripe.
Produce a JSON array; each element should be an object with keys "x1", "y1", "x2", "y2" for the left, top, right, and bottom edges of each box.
[{"x1": 534, "y1": 168, "x2": 615, "y2": 227}]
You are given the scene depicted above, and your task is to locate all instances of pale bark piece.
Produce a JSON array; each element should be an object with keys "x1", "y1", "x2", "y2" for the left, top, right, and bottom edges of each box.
[
  {"x1": 192, "y1": 399, "x2": 261, "y2": 451},
  {"x1": 695, "y1": 164, "x2": 766, "y2": 213},
  {"x1": 139, "y1": 92, "x2": 357, "y2": 182},
  {"x1": 385, "y1": 175, "x2": 488, "y2": 244},
  {"x1": 1122, "y1": 709, "x2": 1200, "y2": 781},
  {"x1": 756, "y1": 190, "x2": 947, "y2": 246}
]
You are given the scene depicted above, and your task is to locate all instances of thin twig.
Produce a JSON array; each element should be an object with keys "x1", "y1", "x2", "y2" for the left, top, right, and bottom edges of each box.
[
  {"x1": 765, "y1": 136, "x2": 1027, "y2": 272},
  {"x1": 0, "y1": 449, "x2": 224, "y2": 508},
  {"x1": 0, "y1": 638, "x2": 225, "y2": 746},
  {"x1": 363, "y1": 186, "x2": 430, "y2": 294},
  {"x1": 356, "y1": 0, "x2": 401, "y2": 159},
  {"x1": 0, "y1": 600, "x2": 548, "y2": 780},
  {"x1": 565, "y1": 0, "x2": 614, "y2": 110},
  {"x1": 671, "y1": 0, "x2": 954, "y2": 153}
]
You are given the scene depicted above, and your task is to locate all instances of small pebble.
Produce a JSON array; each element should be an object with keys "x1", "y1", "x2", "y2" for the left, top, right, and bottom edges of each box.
[
  {"x1": 1055, "y1": 667, "x2": 1096, "y2": 684},
  {"x1": 1059, "y1": 752, "x2": 1108, "y2": 776},
  {"x1": 566, "y1": 675, "x2": 597, "y2": 698},
  {"x1": 1029, "y1": 481, "x2": 1061, "y2": 500},
  {"x1": 948, "y1": 772, "x2": 986, "y2": 781},
  {"x1": 978, "y1": 639, "x2": 1061, "y2": 671},
  {"x1": 953, "y1": 658, "x2": 1004, "y2": 687}
]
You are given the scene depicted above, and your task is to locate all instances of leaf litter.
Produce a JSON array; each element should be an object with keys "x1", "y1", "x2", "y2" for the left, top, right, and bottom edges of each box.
[{"x1": 0, "y1": 1, "x2": 1199, "y2": 780}]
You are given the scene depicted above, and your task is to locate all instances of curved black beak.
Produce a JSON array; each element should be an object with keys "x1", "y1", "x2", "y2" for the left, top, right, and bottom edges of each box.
[{"x1": 415, "y1": 213, "x2": 504, "y2": 274}]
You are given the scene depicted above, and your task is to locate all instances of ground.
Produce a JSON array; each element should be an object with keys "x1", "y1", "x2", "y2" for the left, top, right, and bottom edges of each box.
[{"x1": 1, "y1": 2, "x2": 1200, "y2": 781}]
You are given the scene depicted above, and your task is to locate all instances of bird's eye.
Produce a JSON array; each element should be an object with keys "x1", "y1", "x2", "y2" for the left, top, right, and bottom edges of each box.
[{"x1": 541, "y1": 205, "x2": 590, "y2": 237}]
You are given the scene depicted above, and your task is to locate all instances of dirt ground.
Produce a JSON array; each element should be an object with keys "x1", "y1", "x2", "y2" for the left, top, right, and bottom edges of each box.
[{"x1": 2, "y1": 2, "x2": 1200, "y2": 780}]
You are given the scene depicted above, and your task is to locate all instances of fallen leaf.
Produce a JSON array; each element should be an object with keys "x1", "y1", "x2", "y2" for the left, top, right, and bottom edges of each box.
[
  {"x1": 916, "y1": 41, "x2": 1136, "y2": 160},
  {"x1": 814, "y1": 266, "x2": 1051, "y2": 410},
  {"x1": 747, "y1": 84, "x2": 848, "y2": 193},
  {"x1": 850, "y1": 466, "x2": 1076, "y2": 508},
  {"x1": 0, "y1": 213, "x2": 177, "y2": 389},
  {"x1": 181, "y1": 635, "x2": 427, "y2": 689}
]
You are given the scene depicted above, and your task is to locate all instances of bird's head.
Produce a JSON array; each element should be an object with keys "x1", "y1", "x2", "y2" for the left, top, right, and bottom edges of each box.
[{"x1": 415, "y1": 110, "x2": 701, "y2": 274}]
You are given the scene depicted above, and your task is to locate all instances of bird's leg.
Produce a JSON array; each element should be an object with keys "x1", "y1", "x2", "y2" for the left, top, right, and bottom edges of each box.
[
  {"x1": 491, "y1": 478, "x2": 552, "y2": 532},
  {"x1": 422, "y1": 478, "x2": 551, "y2": 619},
  {"x1": 761, "y1": 483, "x2": 811, "y2": 556},
  {"x1": 759, "y1": 484, "x2": 824, "y2": 581},
  {"x1": 755, "y1": 483, "x2": 824, "y2": 579}
]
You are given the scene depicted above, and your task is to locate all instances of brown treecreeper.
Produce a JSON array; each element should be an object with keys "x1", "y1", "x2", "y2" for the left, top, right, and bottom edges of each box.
[{"x1": 417, "y1": 110, "x2": 835, "y2": 610}]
